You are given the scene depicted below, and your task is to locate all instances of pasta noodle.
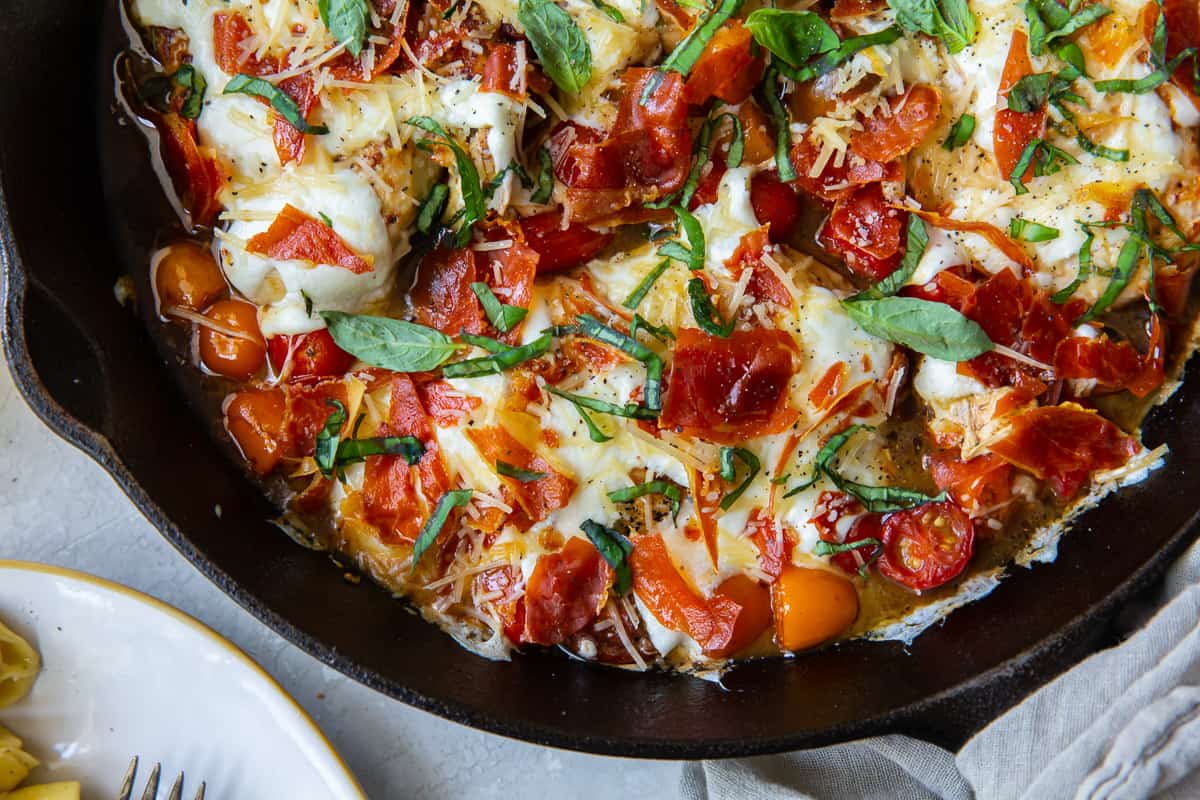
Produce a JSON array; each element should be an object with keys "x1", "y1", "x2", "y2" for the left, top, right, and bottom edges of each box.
[
  {"x1": 0, "y1": 727, "x2": 38, "y2": 793},
  {"x1": 0, "y1": 782, "x2": 81, "y2": 800},
  {"x1": 0, "y1": 622, "x2": 38, "y2": 709}
]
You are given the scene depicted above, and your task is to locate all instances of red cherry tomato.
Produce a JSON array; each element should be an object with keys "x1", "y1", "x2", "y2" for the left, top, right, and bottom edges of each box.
[
  {"x1": 878, "y1": 502, "x2": 975, "y2": 591},
  {"x1": 750, "y1": 173, "x2": 803, "y2": 243},
  {"x1": 519, "y1": 211, "x2": 615, "y2": 273},
  {"x1": 267, "y1": 329, "x2": 356, "y2": 379}
]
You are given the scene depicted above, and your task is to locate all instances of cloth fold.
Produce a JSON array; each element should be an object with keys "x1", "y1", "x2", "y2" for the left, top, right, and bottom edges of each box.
[{"x1": 681, "y1": 538, "x2": 1200, "y2": 800}]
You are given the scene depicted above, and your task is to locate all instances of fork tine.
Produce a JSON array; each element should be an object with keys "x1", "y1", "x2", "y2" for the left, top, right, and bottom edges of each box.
[
  {"x1": 139, "y1": 762, "x2": 161, "y2": 800},
  {"x1": 194, "y1": 782, "x2": 206, "y2": 800},
  {"x1": 117, "y1": 756, "x2": 139, "y2": 800},
  {"x1": 167, "y1": 772, "x2": 184, "y2": 800}
]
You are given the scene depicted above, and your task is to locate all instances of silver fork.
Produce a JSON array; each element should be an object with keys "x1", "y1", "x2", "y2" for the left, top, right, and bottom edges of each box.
[{"x1": 117, "y1": 756, "x2": 206, "y2": 800}]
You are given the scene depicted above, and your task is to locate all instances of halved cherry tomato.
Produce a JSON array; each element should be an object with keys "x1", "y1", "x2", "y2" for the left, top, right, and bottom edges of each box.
[
  {"x1": 519, "y1": 211, "x2": 614, "y2": 273},
  {"x1": 819, "y1": 183, "x2": 907, "y2": 280},
  {"x1": 771, "y1": 564, "x2": 859, "y2": 650},
  {"x1": 154, "y1": 242, "x2": 226, "y2": 315},
  {"x1": 267, "y1": 329, "x2": 356, "y2": 379},
  {"x1": 750, "y1": 173, "x2": 803, "y2": 243},
  {"x1": 683, "y1": 21, "x2": 765, "y2": 105},
  {"x1": 224, "y1": 388, "x2": 286, "y2": 474},
  {"x1": 706, "y1": 575, "x2": 773, "y2": 657},
  {"x1": 878, "y1": 501, "x2": 974, "y2": 590},
  {"x1": 198, "y1": 299, "x2": 266, "y2": 380},
  {"x1": 524, "y1": 537, "x2": 612, "y2": 646}
]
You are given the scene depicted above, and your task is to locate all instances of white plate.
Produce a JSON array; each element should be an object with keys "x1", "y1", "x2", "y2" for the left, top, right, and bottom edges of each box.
[{"x1": 0, "y1": 561, "x2": 366, "y2": 799}]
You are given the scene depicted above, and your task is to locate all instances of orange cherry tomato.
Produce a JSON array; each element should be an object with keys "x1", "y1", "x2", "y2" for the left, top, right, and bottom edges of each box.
[
  {"x1": 267, "y1": 329, "x2": 356, "y2": 379},
  {"x1": 771, "y1": 564, "x2": 859, "y2": 651},
  {"x1": 224, "y1": 387, "x2": 286, "y2": 474},
  {"x1": 878, "y1": 501, "x2": 975, "y2": 590},
  {"x1": 706, "y1": 575, "x2": 773, "y2": 657},
  {"x1": 198, "y1": 299, "x2": 266, "y2": 380},
  {"x1": 154, "y1": 242, "x2": 226, "y2": 315}
]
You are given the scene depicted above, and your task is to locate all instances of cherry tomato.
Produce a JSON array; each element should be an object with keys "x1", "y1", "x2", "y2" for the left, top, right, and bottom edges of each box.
[
  {"x1": 224, "y1": 388, "x2": 286, "y2": 474},
  {"x1": 878, "y1": 502, "x2": 975, "y2": 591},
  {"x1": 198, "y1": 299, "x2": 266, "y2": 380},
  {"x1": 267, "y1": 329, "x2": 355, "y2": 379},
  {"x1": 519, "y1": 211, "x2": 614, "y2": 273},
  {"x1": 771, "y1": 565, "x2": 859, "y2": 651},
  {"x1": 750, "y1": 173, "x2": 803, "y2": 243},
  {"x1": 706, "y1": 575, "x2": 772, "y2": 657},
  {"x1": 154, "y1": 242, "x2": 226, "y2": 315}
]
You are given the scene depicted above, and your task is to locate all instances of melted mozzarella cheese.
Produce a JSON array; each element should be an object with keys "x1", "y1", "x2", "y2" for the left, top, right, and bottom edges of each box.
[
  {"x1": 692, "y1": 167, "x2": 761, "y2": 276},
  {"x1": 437, "y1": 79, "x2": 525, "y2": 210},
  {"x1": 218, "y1": 166, "x2": 397, "y2": 336}
]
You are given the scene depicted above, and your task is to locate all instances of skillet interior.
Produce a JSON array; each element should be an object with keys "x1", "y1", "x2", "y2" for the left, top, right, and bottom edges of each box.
[{"x1": 2, "y1": 0, "x2": 1199, "y2": 758}]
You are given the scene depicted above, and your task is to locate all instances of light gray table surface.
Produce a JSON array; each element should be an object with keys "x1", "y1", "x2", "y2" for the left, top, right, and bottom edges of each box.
[{"x1": 0, "y1": 362, "x2": 681, "y2": 798}]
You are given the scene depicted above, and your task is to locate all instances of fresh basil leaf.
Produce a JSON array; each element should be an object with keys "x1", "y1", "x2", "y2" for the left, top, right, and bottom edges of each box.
[
  {"x1": 630, "y1": 314, "x2": 675, "y2": 343},
  {"x1": 782, "y1": 26, "x2": 904, "y2": 82},
  {"x1": 854, "y1": 215, "x2": 928, "y2": 300},
  {"x1": 1050, "y1": 98, "x2": 1129, "y2": 162},
  {"x1": 497, "y1": 460, "x2": 548, "y2": 482},
  {"x1": 417, "y1": 184, "x2": 450, "y2": 235},
  {"x1": 531, "y1": 146, "x2": 555, "y2": 204},
  {"x1": 1051, "y1": 225, "x2": 1093, "y2": 304},
  {"x1": 1009, "y1": 137, "x2": 1077, "y2": 194},
  {"x1": 760, "y1": 63, "x2": 798, "y2": 181},
  {"x1": 1076, "y1": 226, "x2": 1143, "y2": 325},
  {"x1": 623, "y1": 259, "x2": 671, "y2": 310},
  {"x1": 1007, "y1": 72, "x2": 1054, "y2": 112},
  {"x1": 553, "y1": 390, "x2": 613, "y2": 442},
  {"x1": 827, "y1": 474, "x2": 947, "y2": 513},
  {"x1": 1030, "y1": 1, "x2": 1109, "y2": 54},
  {"x1": 173, "y1": 64, "x2": 207, "y2": 120},
  {"x1": 719, "y1": 447, "x2": 760, "y2": 510},
  {"x1": 321, "y1": 311, "x2": 463, "y2": 371},
  {"x1": 888, "y1": 0, "x2": 976, "y2": 54},
  {"x1": 659, "y1": 0, "x2": 744, "y2": 77},
  {"x1": 841, "y1": 296, "x2": 993, "y2": 360},
  {"x1": 405, "y1": 116, "x2": 485, "y2": 246},
  {"x1": 224, "y1": 74, "x2": 329, "y2": 134},
  {"x1": 519, "y1": 0, "x2": 593, "y2": 94},
  {"x1": 459, "y1": 330, "x2": 509, "y2": 353},
  {"x1": 813, "y1": 424, "x2": 946, "y2": 513},
  {"x1": 813, "y1": 537, "x2": 883, "y2": 576},
  {"x1": 302, "y1": 290, "x2": 315, "y2": 317},
  {"x1": 744, "y1": 9, "x2": 839, "y2": 67},
  {"x1": 688, "y1": 277, "x2": 736, "y2": 338},
  {"x1": 336, "y1": 435, "x2": 425, "y2": 467},
  {"x1": 607, "y1": 481, "x2": 683, "y2": 520},
  {"x1": 814, "y1": 538, "x2": 883, "y2": 557},
  {"x1": 581, "y1": 520, "x2": 634, "y2": 594},
  {"x1": 576, "y1": 314, "x2": 664, "y2": 411},
  {"x1": 658, "y1": 207, "x2": 706, "y2": 271},
  {"x1": 318, "y1": 0, "x2": 370, "y2": 57},
  {"x1": 471, "y1": 282, "x2": 528, "y2": 333},
  {"x1": 942, "y1": 113, "x2": 975, "y2": 149},
  {"x1": 314, "y1": 399, "x2": 348, "y2": 478},
  {"x1": 1009, "y1": 217, "x2": 1060, "y2": 242},
  {"x1": 317, "y1": 211, "x2": 334, "y2": 229},
  {"x1": 410, "y1": 489, "x2": 474, "y2": 574},
  {"x1": 545, "y1": 387, "x2": 659, "y2": 420},
  {"x1": 441, "y1": 331, "x2": 553, "y2": 378},
  {"x1": 590, "y1": 0, "x2": 626, "y2": 22}
]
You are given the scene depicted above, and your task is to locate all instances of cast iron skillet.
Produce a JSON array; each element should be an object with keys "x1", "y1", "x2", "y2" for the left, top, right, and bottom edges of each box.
[{"x1": 3, "y1": 0, "x2": 1199, "y2": 758}]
